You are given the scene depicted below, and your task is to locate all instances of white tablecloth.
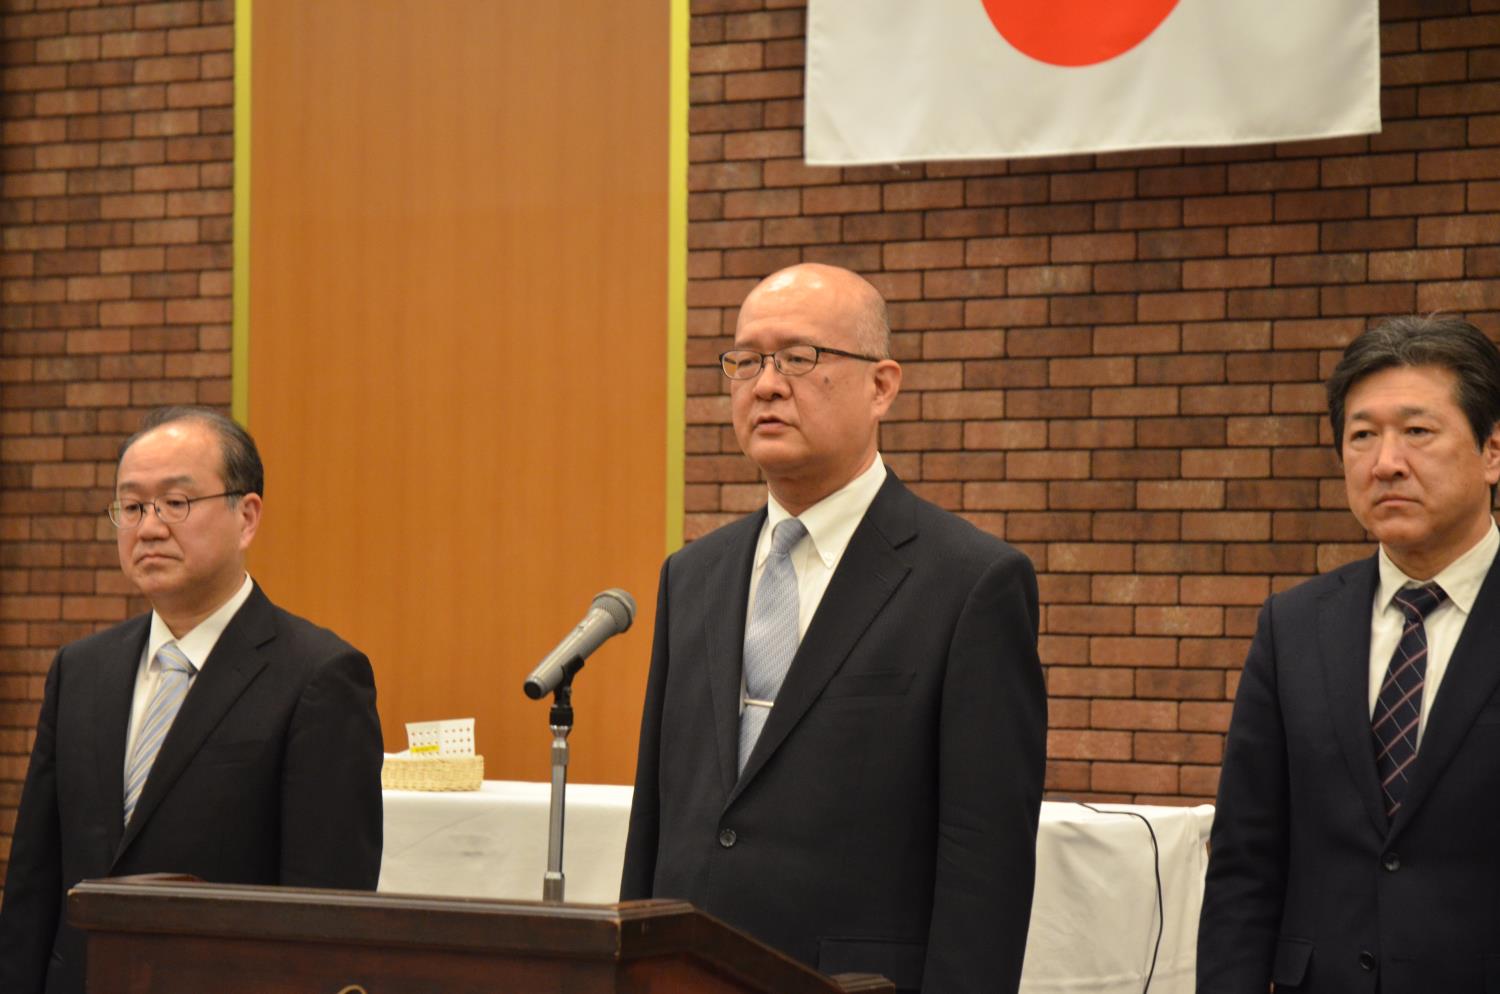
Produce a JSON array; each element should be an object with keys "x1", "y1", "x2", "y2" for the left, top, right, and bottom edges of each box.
[{"x1": 380, "y1": 783, "x2": 1212, "y2": 994}]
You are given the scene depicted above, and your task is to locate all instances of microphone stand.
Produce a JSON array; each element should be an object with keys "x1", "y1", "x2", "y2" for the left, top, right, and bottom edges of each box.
[{"x1": 542, "y1": 656, "x2": 583, "y2": 903}]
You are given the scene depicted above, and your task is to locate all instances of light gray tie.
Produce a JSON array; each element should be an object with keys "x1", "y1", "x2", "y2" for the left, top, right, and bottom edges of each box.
[
  {"x1": 123, "y1": 642, "x2": 195, "y2": 826},
  {"x1": 739, "y1": 517, "x2": 807, "y2": 774}
]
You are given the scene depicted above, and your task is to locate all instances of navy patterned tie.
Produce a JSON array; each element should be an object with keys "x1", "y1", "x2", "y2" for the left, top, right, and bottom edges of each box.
[
  {"x1": 1372, "y1": 583, "x2": 1447, "y2": 821},
  {"x1": 739, "y1": 517, "x2": 807, "y2": 774}
]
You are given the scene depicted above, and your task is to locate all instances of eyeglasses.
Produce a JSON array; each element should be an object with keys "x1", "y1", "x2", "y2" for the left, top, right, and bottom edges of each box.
[
  {"x1": 718, "y1": 344, "x2": 884, "y2": 380},
  {"x1": 107, "y1": 491, "x2": 246, "y2": 528}
]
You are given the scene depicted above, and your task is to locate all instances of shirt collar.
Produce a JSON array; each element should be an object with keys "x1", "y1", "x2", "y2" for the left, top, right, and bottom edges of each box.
[
  {"x1": 146, "y1": 573, "x2": 255, "y2": 672},
  {"x1": 1376, "y1": 522, "x2": 1499, "y2": 617},
  {"x1": 762, "y1": 454, "x2": 887, "y2": 570}
]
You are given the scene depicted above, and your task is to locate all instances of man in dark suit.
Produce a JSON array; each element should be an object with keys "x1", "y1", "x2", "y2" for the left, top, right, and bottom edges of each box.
[
  {"x1": 1199, "y1": 316, "x2": 1500, "y2": 993},
  {"x1": 622, "y1": 264, "x2": 1047, "y2": 994},
  {"x1": 0, "y1": 406, "x2": 383, "y2": 994}
]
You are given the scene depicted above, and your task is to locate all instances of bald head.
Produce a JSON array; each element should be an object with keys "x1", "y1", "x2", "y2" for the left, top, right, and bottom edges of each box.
[{"x1": 741, "y1": 264, "x2": 891, "y2": 359}]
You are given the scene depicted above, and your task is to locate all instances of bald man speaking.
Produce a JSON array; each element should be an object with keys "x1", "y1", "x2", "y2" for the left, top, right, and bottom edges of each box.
[{"x1": 622, "y1": 264, "x2": 1046, "y2": 994}]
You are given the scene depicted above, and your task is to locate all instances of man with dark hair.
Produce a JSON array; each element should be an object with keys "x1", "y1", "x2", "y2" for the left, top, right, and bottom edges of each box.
[
  {"x1": 622, "y1": 264, "x2": 1047, "y2": 994},
  {"x1": 0, "y1": 407, "x2": 383, "y2": 994},
  {"x1": 1199, "y1": 315, "x2": 1500, "y2": 992}
]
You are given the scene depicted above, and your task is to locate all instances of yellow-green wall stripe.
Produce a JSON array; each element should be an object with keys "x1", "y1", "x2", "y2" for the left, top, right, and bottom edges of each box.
[
  {"x1": 666, "y1": 0, "x2": 688, "y2": 554},
  {"x1": 231, "y1": 0, "x2": 252, "y2": 425}
]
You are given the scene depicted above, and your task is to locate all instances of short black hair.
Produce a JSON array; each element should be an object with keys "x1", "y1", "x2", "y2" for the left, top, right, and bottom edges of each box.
[
  {"x1": 1327, "y1": 315, "x2": 1500, "y2": 453},
  {"x1": 117, "y1": 406, "x2": 264, "y2": 499}
]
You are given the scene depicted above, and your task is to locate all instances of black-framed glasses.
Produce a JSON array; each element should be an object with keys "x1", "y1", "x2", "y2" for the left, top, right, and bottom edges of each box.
[
  {"x1": 718, "y1": 344, "x2": 884, "y2": 380},
  {"x1": 107, "y1": 491, "x2": 246, "y2": 528}
]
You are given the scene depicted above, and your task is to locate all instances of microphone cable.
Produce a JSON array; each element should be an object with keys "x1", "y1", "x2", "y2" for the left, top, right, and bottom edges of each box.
[{"x1": 1060, "y1": 799, "x2": 1165, "y2": 994}]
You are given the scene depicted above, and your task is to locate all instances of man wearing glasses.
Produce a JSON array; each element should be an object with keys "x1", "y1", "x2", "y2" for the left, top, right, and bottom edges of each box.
[
  {"x1": 623, "y1": 264, "x2": 1046, "y2": 994},
  {"x1": 0, "y1": 406, "x2": 383, "y2": 994}
]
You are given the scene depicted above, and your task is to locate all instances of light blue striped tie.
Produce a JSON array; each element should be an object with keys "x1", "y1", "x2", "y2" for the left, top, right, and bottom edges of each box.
[
  {"x1": 739, "y1": 517, "x2": 807, "y2": 774},
  {"x1": 123, "y1": 642, "x2": 195, "y2": 826}
]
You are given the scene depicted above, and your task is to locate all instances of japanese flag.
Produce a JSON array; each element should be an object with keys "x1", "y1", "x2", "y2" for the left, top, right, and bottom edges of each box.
[{"x1": 805, "y1": 0, "x2": 1381, "y2": 165}]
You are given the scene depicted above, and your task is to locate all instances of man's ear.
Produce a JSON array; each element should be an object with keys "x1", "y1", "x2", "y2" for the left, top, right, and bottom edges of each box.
[
  {"x1": 237, "y1": 492, "x2": 263, "y2": 551},
  {"x1": 869, "y1": 359, "x2": 902, "y2": 418},
  {"x1": 1483, "y1": 424, "x2": 1500, "y2": 488}
]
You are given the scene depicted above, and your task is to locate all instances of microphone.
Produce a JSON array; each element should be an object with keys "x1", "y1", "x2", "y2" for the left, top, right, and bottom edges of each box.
[{"x1": 523, "y1": 589, "x2": 637, "y2": 699}]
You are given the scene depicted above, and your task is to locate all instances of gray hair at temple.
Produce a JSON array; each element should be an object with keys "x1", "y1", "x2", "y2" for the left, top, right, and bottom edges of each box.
[
  {"x1": 117, "y1": 405, "x2": 265, "y2": 500},
  {"x1": 851, "y1": 280, "x2": 892, "y2": 359},
  {"x1": 1326, "y1": 314, "x2": 1500, "y2": 453}
]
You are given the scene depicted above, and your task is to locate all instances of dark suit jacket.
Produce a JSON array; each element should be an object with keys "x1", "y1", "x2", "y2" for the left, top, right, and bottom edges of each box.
[
  {"x1": 1199, "y1": 554, "x2": 1500, "y2": 993},
  {"x1": 0, "y1": 583, "x2": 384, "y2": 994},
  {"x1": 622, "y1": 473, "x2": 1047, "y2": 994}
]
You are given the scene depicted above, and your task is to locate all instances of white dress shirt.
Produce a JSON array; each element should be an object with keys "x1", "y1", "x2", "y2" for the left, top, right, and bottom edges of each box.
[
  {"x1": 124, "y1": 572, "x2": 255, "y2": 760},
  {"x1": 1368, "y1": 523, "x2": 1499, "y2": 746},
  {"x1": 746, "y1": 454, "x2": 887, "y2": 643}
]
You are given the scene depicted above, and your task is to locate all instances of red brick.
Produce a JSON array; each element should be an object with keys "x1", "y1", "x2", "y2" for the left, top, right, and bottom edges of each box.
[
  {"x1": 964, "y1": 175, "x2": 1047, "y2": 206},
  {"x1": 1009, "y1": 203, "x2": 1093, "y2": 234},
  {"x1": 1139, "y1": 164, "x2": 1224, "y2": 198},
  {"x1": 1138, "y1": 228, "x2": 1225, "y2": 260},
  {"x1": 1091, "y1": 701, "x2": 1178, "y2": 732},
  {"x1": 1368, "y1": 248, "x2": 1465, "y2": 281},
  {"x1": 1008, "y1": 265, "x2": 1091, "y2": 296},
  {"x1": 1049, "y1": 730, "x2": 1133, "y2": 761},
  {"x1": 877, "y1": 181, "x2": 959, "y2": 212},
  {"x1": 1051, "y1": 232, "x2": 1136, "y2": 263},
  {"x1": 1047, "y1": 481, "x2": 1134, "y2": 510},
  {"x1": 924, "y1": 208, "x2": 1006, "y2": 239},
  {"x1": 1095, "y1": 199, "x2": 1182, "y2": 231},
  {"x1": 1226, "y1": 160, "x2": 1319, "y2": 193},
  {"x1": 961, "y1": 235, "x2": 1045, "y2": 268},
  {"x1": 1184, "y1": 194, "x2": 1271, "y2": 227},
  {"x1": 1274, "y1": 189, "x2": 1367, "y2": 222},
  {"x1": 723, "y1": 69, "x2": 800, "y2": 101},
  {"x1": 1418, "y1": 213, "x2": 1500, "y2": 246},
  {"x1": 1094, "y1": 262, "x2": 1179, "y2": 293},
  {"x1": 1136, "y1": 668, "x2": 1225, "y2": 697}
]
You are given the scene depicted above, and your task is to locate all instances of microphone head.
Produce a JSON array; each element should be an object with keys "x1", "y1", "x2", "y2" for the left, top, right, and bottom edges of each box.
[{"x1": 592, "y1": 588, "x2": 636, "y2": 631}]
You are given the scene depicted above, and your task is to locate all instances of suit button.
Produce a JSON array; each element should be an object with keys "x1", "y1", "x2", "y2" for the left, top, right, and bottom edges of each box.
[
  {"x1": 1358, "y1": 951, "x2": 1377, "y2": 972},
  {"x1": 1382, "y1": 851, "x2": 1400, "y2": 872},
  {"x1": 718, "y1": 828, "x2": 737, "y2": 848}
]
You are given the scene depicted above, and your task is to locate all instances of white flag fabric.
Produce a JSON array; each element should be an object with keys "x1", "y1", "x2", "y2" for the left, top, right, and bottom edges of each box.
[{"x1": 805, "y1": 0, "x2": 1381, "y2": 166}]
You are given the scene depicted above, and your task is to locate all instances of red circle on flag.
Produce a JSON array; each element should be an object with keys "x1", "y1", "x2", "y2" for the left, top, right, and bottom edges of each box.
[{"x1": 981, "y1": 0, "x2": 1182, "y2": 67}]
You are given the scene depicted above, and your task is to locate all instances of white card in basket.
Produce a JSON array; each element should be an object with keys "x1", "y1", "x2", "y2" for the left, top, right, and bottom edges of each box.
[{"x1": 405, "y1": 718, "x2": 475, "y2": 757}]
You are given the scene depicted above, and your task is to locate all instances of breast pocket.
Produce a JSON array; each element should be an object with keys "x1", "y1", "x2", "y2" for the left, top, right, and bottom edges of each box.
[
  {"x1": 1474, "y1": 701, "x2": 1500, "y2": 726},
  {"x1": 195, "y1": 738, "x2": 267, "y2": 767},
  {"x1": 822, "y1": 670, "x2": 915, "y2": 699}
]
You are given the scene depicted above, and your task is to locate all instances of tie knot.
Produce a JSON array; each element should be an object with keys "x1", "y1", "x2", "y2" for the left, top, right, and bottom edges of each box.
[
  {"x1": 770, "y1": 517, "x2": 807, "y2": 558},
  {"x1": 155, "y1": 642, "x2": 194, "y2": 675},
  {"x1": 1392, "y1": 582, "x2": 1447, "y2": 623}
]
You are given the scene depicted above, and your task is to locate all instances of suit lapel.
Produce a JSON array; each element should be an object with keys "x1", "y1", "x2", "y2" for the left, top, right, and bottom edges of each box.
[
  {"x1": 94, "y1": 616, "x2": 149, "y2": 850},
  {"x1": 706, "y1": 512, "x2": 764, "y2": 795},
  {"x1": 730, "y1": 475, "x2": 914, "y2": 801},
  {"x1": 1393, "y1": 556, "x2": 1500, "y2": 835},
  {"x1": 115, "y1": 586, "x2": 276, "y2": 862},
  {"x1": 1317, "y1": 557, "x2": 1388, "y2": 837}
]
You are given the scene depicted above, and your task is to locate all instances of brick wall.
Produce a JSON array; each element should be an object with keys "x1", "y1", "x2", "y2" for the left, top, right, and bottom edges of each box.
[
  {"x1": 0, "y1": 0, "x2": 234, "y2": 892},
  {"x1": 684, "y1": 0, "x2": 1500, "y2": 803}
]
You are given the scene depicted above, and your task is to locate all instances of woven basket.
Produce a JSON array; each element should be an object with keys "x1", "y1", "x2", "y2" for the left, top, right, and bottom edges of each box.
[{"x1": 381, "y1": 754, "x2": 485, "y2": 791}]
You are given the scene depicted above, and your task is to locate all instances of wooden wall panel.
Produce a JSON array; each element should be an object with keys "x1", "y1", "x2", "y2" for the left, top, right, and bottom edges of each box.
[{"x1": 248, "y1": 1, "x2": 668, "y2": 784}]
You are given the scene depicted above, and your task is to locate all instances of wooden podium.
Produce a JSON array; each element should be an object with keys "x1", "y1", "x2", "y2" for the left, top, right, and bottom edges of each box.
[{"x1": 69, "y1": 876, "x2": 895, "y2": 994}]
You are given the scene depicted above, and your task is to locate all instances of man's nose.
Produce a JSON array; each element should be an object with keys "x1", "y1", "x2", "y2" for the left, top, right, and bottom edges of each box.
[
  {"x1": 1371, "y1": 433, "x2": 1408, "y2": 478},
  {"x1": 751, "y1": 357, "x2": 791, "y2": 397},
  {"x1": 136, "y1": 503, "x2": 172, "y2": 536}
]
